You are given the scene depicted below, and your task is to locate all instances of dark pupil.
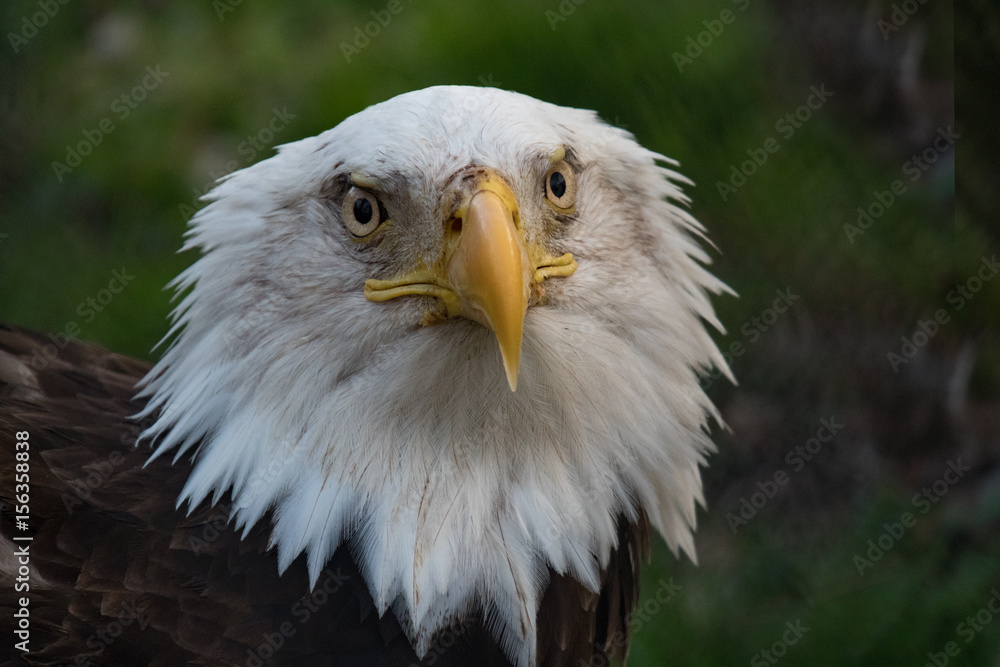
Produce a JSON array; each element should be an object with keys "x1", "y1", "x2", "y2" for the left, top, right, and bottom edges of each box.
[
  {"x1": 549, "y1": 171, "x2": 566, "y2": 198},
  {"x1": 353, "y1": 197, "x2": 373, "y2": 224}
]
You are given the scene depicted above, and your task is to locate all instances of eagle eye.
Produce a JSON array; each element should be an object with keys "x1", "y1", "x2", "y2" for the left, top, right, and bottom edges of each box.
[
  {"x1": 342, "y1": 187, "x2": 383, "y2": 238},
  {"x1": 544, "y1": 161, "x2": 576, "y2": 210}
]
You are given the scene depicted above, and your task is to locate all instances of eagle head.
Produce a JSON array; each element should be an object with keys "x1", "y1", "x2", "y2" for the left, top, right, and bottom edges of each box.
[{"x1": 137, "y1": 85, "x2": 731, "y2": 665}]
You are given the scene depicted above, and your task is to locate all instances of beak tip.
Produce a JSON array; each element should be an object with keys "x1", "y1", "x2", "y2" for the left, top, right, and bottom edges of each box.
[{"x1": 501, "y1": 352, "x2": 519, "y2": 392}]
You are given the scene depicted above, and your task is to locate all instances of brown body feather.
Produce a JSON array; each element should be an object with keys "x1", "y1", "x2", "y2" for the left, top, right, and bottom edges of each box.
[{"x1": 0, "y1": 325, "x2": 648, "y2": 666}]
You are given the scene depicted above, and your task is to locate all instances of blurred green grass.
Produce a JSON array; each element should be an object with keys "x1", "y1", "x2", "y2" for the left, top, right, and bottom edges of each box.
[
  {"x1": 3, "y1": 1, "x2": 995, "y2": 665},
  {"x1": 3, "y1": 1, "x2": 985, "y2": 360},
  {"x1": 633, "y1": 486, "x2": 1000, "y2": 666}
]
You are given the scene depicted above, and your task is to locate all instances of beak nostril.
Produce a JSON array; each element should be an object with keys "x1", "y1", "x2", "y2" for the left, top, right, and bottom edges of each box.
[{"x1": 451, "y1": 218, "x2": 463, "y2": 235}]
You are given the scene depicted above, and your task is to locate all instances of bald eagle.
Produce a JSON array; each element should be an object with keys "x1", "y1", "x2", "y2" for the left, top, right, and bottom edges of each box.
[{"x1": 1, "y1": 86, "x2": 731, "y2": 666}]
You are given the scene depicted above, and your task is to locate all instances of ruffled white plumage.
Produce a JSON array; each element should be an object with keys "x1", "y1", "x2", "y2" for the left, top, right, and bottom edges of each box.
[{"x1": 136, "y1": 86, "x2": 729, "y2": 666}]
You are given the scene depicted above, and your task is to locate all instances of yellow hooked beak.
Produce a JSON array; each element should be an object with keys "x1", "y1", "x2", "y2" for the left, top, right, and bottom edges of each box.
[{"x1": 364, "y1": 171, "x2": 576, "y2": 391}]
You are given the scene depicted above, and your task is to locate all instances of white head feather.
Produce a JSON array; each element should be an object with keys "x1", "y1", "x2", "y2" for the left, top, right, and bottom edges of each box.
[{"x1": 137, "y1": 85, "x2": 731, "y2": 666}]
